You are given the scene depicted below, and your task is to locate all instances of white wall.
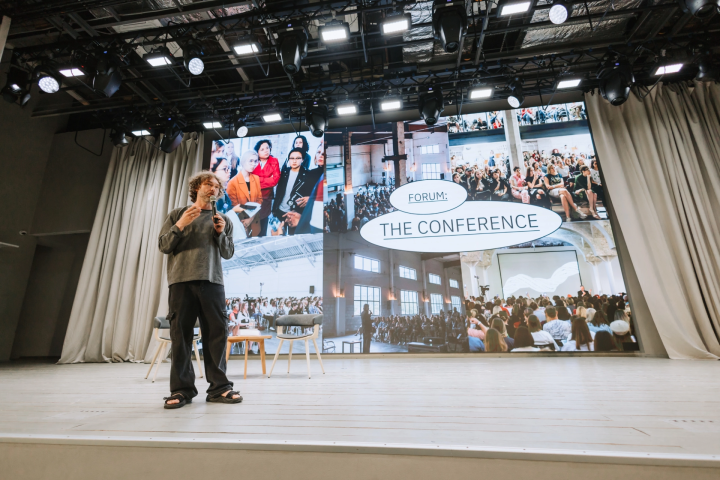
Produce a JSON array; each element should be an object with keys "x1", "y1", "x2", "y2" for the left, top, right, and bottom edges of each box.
[
  {"x1": 449, "y1": 141, "x2": 510, "y2": 169},
  {"x1": 524, "y1": 133, "x2": 594, "y2": 157},
  {"x1": 224, "y1": 257, "x2": 323, "y2": 298},
  {"x1": 411, "y1": 132, "x2": 450, "y2": 180}
]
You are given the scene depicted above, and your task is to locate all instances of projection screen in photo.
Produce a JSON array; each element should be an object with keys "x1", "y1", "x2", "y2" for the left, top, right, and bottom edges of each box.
[{"x1": 498, "y1": 251, "x2": 582, "y2": 298}]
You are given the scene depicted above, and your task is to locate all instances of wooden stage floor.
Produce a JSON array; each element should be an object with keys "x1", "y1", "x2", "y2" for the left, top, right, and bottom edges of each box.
[{"x1": 1, "y1": 356, "x2": 719, "y2": 479}]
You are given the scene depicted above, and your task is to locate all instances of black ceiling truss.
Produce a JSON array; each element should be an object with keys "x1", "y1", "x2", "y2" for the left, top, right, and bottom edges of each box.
[{"x1": 1, "y1": 0, "x2": 718, "y2": 133}]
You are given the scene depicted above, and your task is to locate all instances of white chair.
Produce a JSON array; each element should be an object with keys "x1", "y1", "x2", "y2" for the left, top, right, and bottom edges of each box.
[
  {"x1": 145, "y1": 316, "x2": 203, "y2": 382},
  {"x1": 269, "y1": 314, "x2": 324, "y2": 379}
]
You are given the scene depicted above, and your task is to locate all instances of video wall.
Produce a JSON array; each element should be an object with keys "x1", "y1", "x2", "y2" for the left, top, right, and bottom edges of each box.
[
  {"x1": 210, "y1": 132, "x2": 325, "y2": 355},
  {"x1": 205, "y1": 100, "x2": 636, "y2": 356}
]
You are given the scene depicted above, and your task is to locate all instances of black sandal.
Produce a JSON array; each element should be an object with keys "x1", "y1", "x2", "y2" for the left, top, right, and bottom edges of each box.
[
  {"x1": 163, "y1": 393, "x2": 191, "y2": 409},
  {"x1": 206, "y1": 390, "x2": 243, "y2": 404}
]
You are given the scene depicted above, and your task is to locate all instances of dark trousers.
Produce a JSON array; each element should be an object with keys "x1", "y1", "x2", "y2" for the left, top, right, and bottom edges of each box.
[
  {"x1": 168, "y1": 281, "x2": 233, "y2": 399},
  {"x1": 362, "y1": 321, "x2": 372, "y2": 353}
]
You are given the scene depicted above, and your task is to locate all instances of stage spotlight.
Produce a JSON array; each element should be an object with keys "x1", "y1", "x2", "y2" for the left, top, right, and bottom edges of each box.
[
  {"x1": 110, "y1": 129, "x2": 129, "y2": 147},
  {"x1": 469, "y1": 87, "x2": 493, "y2": 100},
  {"x1": 654, "y1": 63, "x2": 683, "y2": 75},
  {"x1": 203, "y1": 121, "x2": 223, "y2": 129},
  {"x1": 418, "y1": 88, "x2": 445, "y2": 126},
  {"x1": 160, "y1": 125, "x2": 183, "y2": 153},
  {"x1": 93, "y1": 51, "x2": 123, "y2": 98},
  {"x1": 679, "y1": 0, "x2": 720, "y2": 19},
  {"x1": 233, "y1": 38, "x2": 261, "y2": 55},
  {"x1": 276, "y1": 25, "x2": 308, "y2": 75},
  {"x1": 236, "y1": 121, "x2": 248, "y2": 137},
  {"x1": 499, "y1": 1, "x2": 531, "y2": 16},
  {"x1": 263, "y1": 112, "x2": 282, "y2": 122},
  {"x1": 433, "y1": 0, "x2": 468, "y2": 53},
  {"x1": 144, "y1": 47, "x2": 174, "y2": 67},
  {"x1": 696, "y1": 56, "x2": 719, "y2": 82},
  {"x1": 549, "y1": 0, "x2": 570, "y2": 24},
  {"x1": 2, "y1": 69, "x2": 31, "y2": 105},
  {"x1": 381, "y1": 98, "x2": 402, "y2": 111},
  {"x1": 183, "y1": 41, "x2": 204, "y2": 75},
  {"x1": 132, "y1": 129, "x2": 151, "y2": 136},
  {"x1": 382, "y1": 13, "x2": 412, "y2": 35},
  {"x1": 320, "y1": 21, "x2": 350, "y2": 43},
  {"x1": 34, "y1": 66, "x2": 61, "y2": 94},
  {"x1": 306, "y1": 103, "x2": 328, "y2": 138},
  {"x1": 557, "y1": 78, "x2": 581, "y2": 88},
  {"x1": 507, "y1": 80, "x2": 524, "y2": 108},
  {"x1": 598, "y1": 63, "x2": 635, "y2": 106},
  {"x1": 337, "y1": 104, "x2": 357, "y2": 115}
]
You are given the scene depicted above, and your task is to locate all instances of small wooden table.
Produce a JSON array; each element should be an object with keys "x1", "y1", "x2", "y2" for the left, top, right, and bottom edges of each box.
[{"x1": 226, "y1": 329, "x2": 272, "y2": 379}]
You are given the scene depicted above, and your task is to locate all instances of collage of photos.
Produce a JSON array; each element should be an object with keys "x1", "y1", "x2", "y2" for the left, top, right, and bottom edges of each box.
[
  {"x1": 322, "y1": 101, "x2": 636, "y2": 355},
  {"x1": 210, "y1": 132, "x2": 325, "y2": 356}
]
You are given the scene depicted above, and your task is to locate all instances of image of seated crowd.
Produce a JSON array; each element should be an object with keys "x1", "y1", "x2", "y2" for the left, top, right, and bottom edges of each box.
[
  {"x1": 461, "y1": 292, "x2": 636, "y2": 353},
  {"x1": 452, "y1": 148, "x2": 604, "y2": 222},
  {"x1": 516, "y1": 103, "x2": 587, "y2": 125},
  {"x1": 445, "y1": 111, "x2": 505, "y2": 133},
  {"x1": 209, "y1": 134, "x2": 325, "y2": 237},
  {"x1": 224, "y1": 295, "x2": 323, "y2": 354},
  {"x1": 324, "y1": 185, "x2": 396, "y2": 233}
]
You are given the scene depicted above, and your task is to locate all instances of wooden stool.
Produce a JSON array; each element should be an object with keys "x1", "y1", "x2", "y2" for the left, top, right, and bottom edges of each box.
[{"x1": 226, "y1": 330, "x2": 272, "y2": 379}]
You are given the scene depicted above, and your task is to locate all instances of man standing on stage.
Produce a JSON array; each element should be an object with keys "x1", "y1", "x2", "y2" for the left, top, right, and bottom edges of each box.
[{"x1": 158, "y1": 171, "x2": 243, "y2": 409}]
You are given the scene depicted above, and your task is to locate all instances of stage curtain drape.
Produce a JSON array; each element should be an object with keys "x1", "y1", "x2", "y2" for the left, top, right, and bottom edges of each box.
[
  {"x1": 59, "y1": 133, "x2": 204, "y2": 363},
  {"x1": 585, "y1": 82, "x2": 720, "y2": 360}
]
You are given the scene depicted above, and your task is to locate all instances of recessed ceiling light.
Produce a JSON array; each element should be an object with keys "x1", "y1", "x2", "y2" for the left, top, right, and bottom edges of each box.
[{"x1": 557, "y1": 79, "x2": 581, "y2": 88}]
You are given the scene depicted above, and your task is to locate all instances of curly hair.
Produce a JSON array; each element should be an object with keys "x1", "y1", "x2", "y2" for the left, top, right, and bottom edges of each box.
[{"x1": 188, "y1": 170, "x2": 224, "y2": 202}]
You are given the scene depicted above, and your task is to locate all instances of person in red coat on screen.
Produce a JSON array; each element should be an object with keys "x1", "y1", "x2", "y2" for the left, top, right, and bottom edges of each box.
[{"x1": 251, "y1": 139, "x2": 280, "y2": 236}]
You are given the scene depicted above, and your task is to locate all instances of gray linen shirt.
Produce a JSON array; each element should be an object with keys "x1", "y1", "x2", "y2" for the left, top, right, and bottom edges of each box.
[{"x1": 158, "y1": 206, "x2": 234, "y2": 286}]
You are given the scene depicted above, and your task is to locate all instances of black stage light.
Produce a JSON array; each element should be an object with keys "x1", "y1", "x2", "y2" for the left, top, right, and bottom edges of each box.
[
  {"x1": 160, "y1": 127, "x2": 183, "y2": 153},
  {"x1": 93, "y1": 51, "x2": 122, "y2": 97},
  {"x1": 433, "y1": 0, "x2": 468, "y2": 53},
  {"x1": 34, "y1": 66, "x2": 61, "y2": 94},
  {"x1": 679, "y1": 0, "x2": 720, "y2": 19},
  {"x1": 507, "y1": 80, "x2": 525, "y2": 108},
  {"x1": 110, "y1": 129, "x2": 130, "y2": 147},
  {"x1": 696, "y1": 56, "x2": 719, "y2": 82},
  {"x1": 598, "y1": 62, "x2": 635, "y2": 106},
  {"x1": 549, "y1": 0, "x2": 570, "y2": 24},
  {"x1": 277, "y1": 24, "x2": 308, "y2": 75},
  {"x1": 183, "y1": 41, "x2": 204, "y2": 75},
  {"x1": 418, "y1": 88, "x2": 445, "y2": 126},
  {"x1": 2, "y1": 68, "x2": 31, "y2": 104},
  {"x1": 305, "y1": 103, "x2": 328, "y2": 138}
]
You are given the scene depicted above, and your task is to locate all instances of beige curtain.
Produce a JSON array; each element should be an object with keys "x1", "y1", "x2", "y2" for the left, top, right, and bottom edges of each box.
[
  {"x1": 585, "y1": 82, "x2": 720, "y2": 360},
  {"x1": 59, "y1": 133, "x2": 204, "y2": 363}
]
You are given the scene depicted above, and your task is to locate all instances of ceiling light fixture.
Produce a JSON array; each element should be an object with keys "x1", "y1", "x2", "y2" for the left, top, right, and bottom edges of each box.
[
  {"x1": 203, "y1": 121, "x2": 223, "y2": 129},
  {"x1": 34, "y1": 66, "x2": 61, "y2": 94},
  {"x1": 382, "y1": 13, "x2": 412, "y2": 35},
  {"x1": 469, "y1": 87, "x2": 493, "y2": 99},
  {"x1": 337, "y1": 104, "x2": 358, "y2": 115},
  {"x1": 132, "y1": 130, "x2": 151, "y2": 136},
  {"x1": 233, "y1": 40, "x2": 261, "y2": 55},
  {"x1": 419, "y1": 87, "x2": 445, "y2": 126},
  {"x1": 433, "y1": 0, "x2": 468, "y2": 53},
  {"x1": 679, "y1": 0, "x2": 720, "y2": 19},
  {"x1": 306, "y1": 102, "x2": 328, "y2": 137},
  {"x1": 320, "y1": 21, "x2": 351, "y2": 42},
  {"x1": 557, "y1": 78, "x2": 581, "y2": 88},
  {"x1": 381, "y1": 98, "x2": 402, "y2": 111},
  {"x1": 144, "y1": 47, "x2": 174, "y2": 67},
  {"x1": 499, "y1": 1, "x2": 531, "y2": 16},
  {"x1": 183, "y1": 41, "x2": 204, "y2": 75},
  {"x1": 654, "y1": 63, "x2": 683, "y2": 75},
  {"x1": 59, "y1": 68, "x2": 84, "y2": 77},
  {"x1": 548, "y1": 0, "x2": 570, "y2": 24},
  {"x1": 263, "y1": 112, "x2": 282, "y2": 122},
  {"x1": 598, "y1": 62, "x2": 635, "y2": 106},
  {"x1": 277, "y1": 24, "x2": 309, "y2": 75},
  {"x1": 507, "y1": 79, "x2": 525, "y2": 108}
]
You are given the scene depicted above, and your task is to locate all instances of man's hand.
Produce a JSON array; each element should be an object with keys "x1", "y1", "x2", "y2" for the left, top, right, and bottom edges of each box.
[
  {"x1": 283, "y1": 211, "x2": 301, "y2": 228},
  {"x1": 295, "y1": 196, "x2": 309, "y2": 208},
  {"x1": 176, "y1": 205, "x2": 201, "y2": 231},
  {"x1": 241, "y1": 217, "x2": 253, "y2": 228},
  {"x1": 213, "y1": 214, "x2": 226, "y2": 235}
]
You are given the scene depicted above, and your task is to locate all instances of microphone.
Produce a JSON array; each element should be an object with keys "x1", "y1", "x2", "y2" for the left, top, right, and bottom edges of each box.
[{"x1": 210, "y1": 195, "x2": 218, "y2": 224}]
